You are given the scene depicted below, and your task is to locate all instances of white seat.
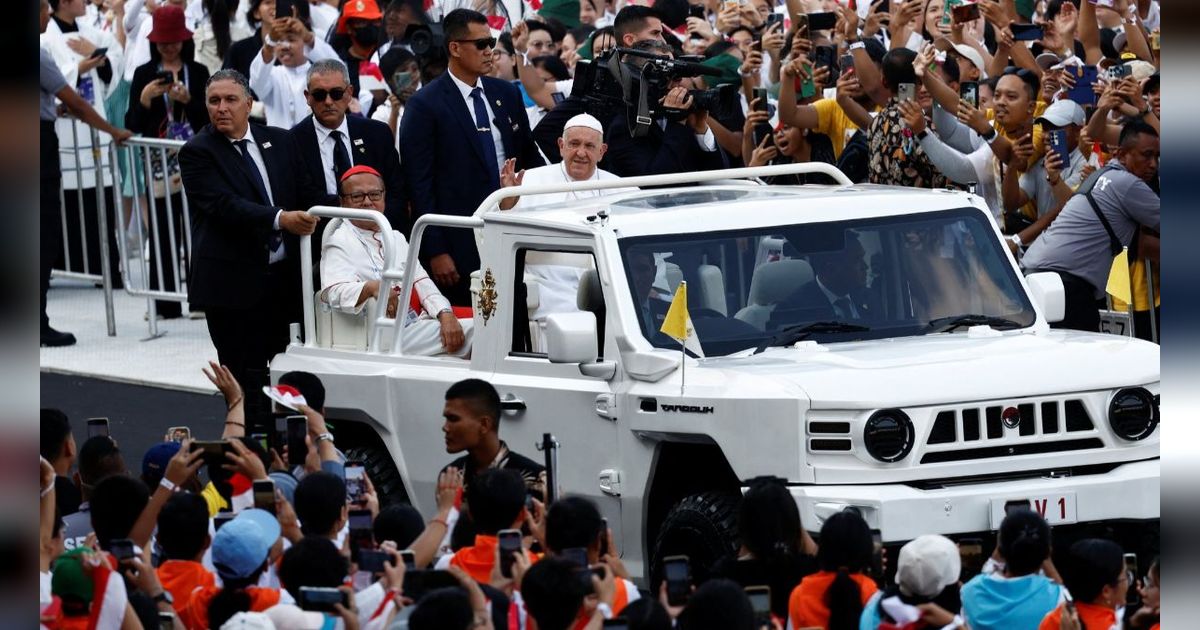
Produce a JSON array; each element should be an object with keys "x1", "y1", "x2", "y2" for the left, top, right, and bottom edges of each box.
[
  {"x1": 315, "y1": 293, "x2": 377, "y2": 351},
  {"x1": 697, "y1": 264, "x2": 727, "y2": 316},
  {"x1": 734, "y1": 259, "x2": 813, "y2": 330}
]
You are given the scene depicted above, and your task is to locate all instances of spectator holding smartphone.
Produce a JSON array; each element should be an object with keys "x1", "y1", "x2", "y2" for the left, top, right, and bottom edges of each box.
[
  {"x1": 859, "y1": 534, "x2": 963, "y2": 629},
  {"x1": 154, "y1": 493, "x2": 217, "y2": 615},
  {"x1": 787, "y1": 510, "x2": 878, "y2": 630},
  {"x1": 960, "y1": 509, "x2": 1063, "y2": 630},
  {"x1": 434, "y1": 468, "x2": 535, "y2": 582},
  {"x1": 544, "y1": 496, "x2": 641, "y2": 616},
  {"x1": 1037, "y1": 539, "x2": 1129, "y2": 630},
  {"x1": 180, "y1": 509, "x2": 283, "y2": 629}
]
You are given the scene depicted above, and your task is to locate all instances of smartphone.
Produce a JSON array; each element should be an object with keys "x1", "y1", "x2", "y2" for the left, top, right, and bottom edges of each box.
[
  {"x1": 1003, "y1": 498, "x2": 1032, "y2": 516},
  {"x1": 765, "y1": 12, "x2": 783, "y2": 28},
  {"x1": 958, "y1": 538, "x2": 984, "y2": 582},
  {"x1": 286, "y1": 415, "x2": 308, "y2": 468},
  {"x1": 298, "y1": 586, "x2": 348, "y2": 613},
  {"x1": 213, "y1": 511, "x2": 235, "y2": 531},
  {"x1": 752, "y1": 87, "x2": 769, "y2": 112},
  {"x1": 1123, "y1": 553, "x2": 1139, "y2": 604},
  {"x1": 959, "y1": 80, "x2": 979, "y2": 108},
  {"x1": 813, "y1": 44, "x2": 837, "y2": 80},
  {"x1": 359, "y1": 548, "x2": 390, "y2": 573},
  {"x1": 839, "y1": 53, "x2": 855, "y2": 74},
  {"x1": 189, "y1": 440, "x2": 232, "y2": 469},
  {"x1": 602, "y1": 620, "x2": 630, "y2": 629},
  {"x1": 87, "y1": 417, "x2": 110, "y2": 439},
  {"x1": 89, "y1": 46, "x2": 109, "y2": 59},
  {"x1": 688, "y1": 4, "x2": 706, "y2": 19},
  {"x1": 1046, "y1": 129, "x2": 1071, "y2": 170},
  {"x1": 165, "y1": 426, "x2": 190, "y2": 442},
  {"x1": 870, "y1": 530, "x2": 884, "y2": 580},
  {"x1": 898, "y1": 82, "x2": 916, "y2": 102},
  {"x1": 403, "y1": 570, "x2": 460, "y2": 600},
  {"x1": 250, "y1": 432, "x2": 270, "y2": 453},
  {"x1": 746, "y1": 585, "x2": 771, "y2": 626},
  {"x1": 253, "y1": 479, "x2": 276, "y2": 515},
  {"x1": 562, "y1": 547, "x2": 589, "y2": 568},
  {"x1": 951, "y1": 2, "x2": 980, "y2": 23},
  {"x1": 806, "y1": 11, "x2": 837, "y2": 31},
  {"x1": 498, "y1": 528, "x2": 523, "y2": 578},
  {"x1": 940, "y1": 0, "x2": 961, "y2": 26},
  {"x1": 799, "y1": 62, "x2": 817, "y2": 99},
  {"x1": 663, "y1": 555, "x2": 691, "y2": 607},
  {"x1": 1010, "y1": 23, "x2": 1044, "y2": 42},
  {"x1": 157, "y1": 611, "x2": 176, "y2": 630},
  {"x1": 599, "y1": 517, "x2": 610, "y2": 557},
  {"x1": 1066, "y1": 65, "x2": 1100, "y2": 105},
  {"x1": 400, "y1": 550, "x2": 417, "y2": 571},
  {"x1": 1109, "y1": 63, "x2": 1132, "y2": 80},
  {"x1": 110, "y1": 538, "x2": 136, "y2": 561},
  {"x1": 275, "y1": 0, "x2": 296, "y2": 19},
  {"x1": 153, "y1": 70, "x2": 174, "y2": 84},
  {"x1": 793, "y1": 13, "x2": 809, "y2": 35},
  {"x1": 345, "y1": 461, "x2": 367, "y2": 504}
]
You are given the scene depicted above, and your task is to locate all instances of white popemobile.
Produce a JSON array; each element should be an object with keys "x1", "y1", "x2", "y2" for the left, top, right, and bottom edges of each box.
[{"x1": 274, "y1": 163, "x2": 1159, "y2": 585}]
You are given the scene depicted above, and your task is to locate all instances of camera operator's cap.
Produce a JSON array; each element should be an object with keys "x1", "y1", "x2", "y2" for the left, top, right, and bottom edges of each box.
[
  {"x1": 336, "y1": 0, "x2": 383, "y2": 35},
  {"x1": 564, "y1": 113, "x2": 605, "y2": 135},
  {"x1": 263, "y1": 384, "x2": 307, "y2": 411},
  {"x1": 896, "y1": 535, "x2": 960, "y2": 599},
  {"x1": 220, "y1": 612, "x2": 277, "y2": 630},
  {"x1": 698, "y1": 52, "x2": 742, "y2": 87},
  {"x1": 933, "y1": 37, "x2": 986, "y2": 78},
  {"x1": 212, "y1": 509, "x2": 281, "y2": 580},
  {"x1": 1037, "y1": 99, "x2": 1085, "y2": 128},
  {"x1": 143, "y1": 441, "x2": 181, "y2": 479}
]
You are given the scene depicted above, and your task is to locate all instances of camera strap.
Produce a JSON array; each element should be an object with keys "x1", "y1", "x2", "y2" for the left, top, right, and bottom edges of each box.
[
  {"x1": 632, "y1": 67, "x2": 653, "y2": 138},
  {"x1": 1074, "y1": 164, "x2": 1123, "y2": 257}
]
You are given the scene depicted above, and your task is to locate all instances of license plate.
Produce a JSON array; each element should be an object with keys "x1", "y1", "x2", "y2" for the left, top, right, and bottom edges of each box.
[{"x1": 989, "y1": 492, "x2": 1077, "y2": 529}]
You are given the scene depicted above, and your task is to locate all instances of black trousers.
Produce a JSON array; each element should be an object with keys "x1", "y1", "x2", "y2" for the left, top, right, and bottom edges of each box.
[
  {"x1": 203, "y1": 263, "x2": 297, "y2": 432},
  {"x1": 1049, "y1": 271, "x2": 1105, "y2": 333},
  {"x1": 41, "y1": 121, "x2": 61, "y2": 332}
]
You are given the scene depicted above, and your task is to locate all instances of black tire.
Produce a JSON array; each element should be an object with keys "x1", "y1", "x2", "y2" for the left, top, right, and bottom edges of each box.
[{"x1": 649, "y1": 492, "x2": 740, "y2": 590}]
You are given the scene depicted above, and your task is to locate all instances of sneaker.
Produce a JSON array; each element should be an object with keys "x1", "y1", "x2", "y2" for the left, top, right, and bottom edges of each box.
[{"x1": 41, "y1": 327, "x2": 77, "y2": 347}]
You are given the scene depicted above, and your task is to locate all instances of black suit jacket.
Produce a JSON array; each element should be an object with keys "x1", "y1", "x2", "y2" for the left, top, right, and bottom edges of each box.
[
  {"x1": 603, "y1": 111, "x2": 729, "y2": 178},
  {"x1": 769, "y1": 279, "x2": 881, "y2": 329},
  {"x1": 399, "y1": 72, "x2": 543, "y2": 272},
  {"x1": 290, "y1": 114, "x2": 408, "y2": 233},
  {"x1": 179, "y1": 123, "x2": 323, "y2": 311}
]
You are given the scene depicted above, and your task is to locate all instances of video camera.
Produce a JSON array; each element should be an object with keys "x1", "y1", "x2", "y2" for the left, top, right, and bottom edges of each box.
[
  {"x1": 571, "y1": 47, "x2": 740, "y2": 138},
  {"x1": 405, "y1": 22, "x2": 447, "y2": 61}
]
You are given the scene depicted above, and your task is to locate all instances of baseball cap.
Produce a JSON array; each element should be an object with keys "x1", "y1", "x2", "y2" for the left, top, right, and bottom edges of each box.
[
  {"x1": 1035, "y1": 52, "x2": 1062, "y2": 72},
  {"x1": 142, "y1": 441, "x2": 181, "y2": 479},
  {"x1": 221, "y1": 612, "x2": 278, "y2": 630},
  {"x1": 896, "y1": 535, "x2": 960, "y2": 598},
  {"x1": 336, "y1": 0, "x2": 383, "y2": 35},
  {"x1": 50, "y1": 548, "x2": 95, "y2": 606},
  {"x1": 1036, "y1": 99, "x2": 1085, "y2": 128},
  {"x1": 211, "y1": 509, "x2": 281, "y2": 580},
  {"x1": 934, "y1": 38, "x2": 986, "y2": 78}
]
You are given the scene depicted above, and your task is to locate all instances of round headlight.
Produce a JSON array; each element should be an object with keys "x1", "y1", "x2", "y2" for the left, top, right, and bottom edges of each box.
[
  {"x1": 1108, "y1": 388, "x2": 1159, "y2": 441},
  {"x1": 863, "y1": 410, "x2": 915, "y2": 462}
]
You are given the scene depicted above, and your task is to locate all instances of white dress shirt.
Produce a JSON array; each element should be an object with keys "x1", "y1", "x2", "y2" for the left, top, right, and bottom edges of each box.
[
  {"x1": 447, "y1": 69, "x2": 507, "y2": 173},
  {"x1": 226, "y1": 126, "x2": 286, "y2": 263},
  {"x1": 816, "y1": 276, "x2": 859, "y2": 319},
  {"x1": 312, "y1": 115, "x2": 355, "y2": 195}
]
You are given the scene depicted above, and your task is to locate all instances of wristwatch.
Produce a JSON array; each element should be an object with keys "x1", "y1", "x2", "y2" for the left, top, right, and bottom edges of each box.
[
  {"x1": 916, "y1": 129, "x2": 929, "y2": 141},
  {"x1": 315, "y1": 432, "x2": 335, "y2": 444},
  {"x1": 981, "y1": 126, "x2": 999, "y2": 143}
]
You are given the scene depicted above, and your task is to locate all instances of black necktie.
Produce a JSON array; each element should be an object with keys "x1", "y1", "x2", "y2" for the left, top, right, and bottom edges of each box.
[
  {"x1": 330, "y1": 129, "x2": 352, "y2": 182},
  {"x1": 470, "y1": 87, "x2": 499, "y2": 185},
  {"x1": 234, "y1": 139, "x2": 282, "y2": 254}
]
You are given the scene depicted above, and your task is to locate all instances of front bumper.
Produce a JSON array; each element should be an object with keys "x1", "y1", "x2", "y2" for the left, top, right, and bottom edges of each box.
[{"x1": 781, "y1": 459, "x2": 1159, "y2": 542}]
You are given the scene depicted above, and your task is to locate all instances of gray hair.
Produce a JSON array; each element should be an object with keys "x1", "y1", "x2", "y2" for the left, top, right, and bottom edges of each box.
[
  {"x1": 307, "y1": 59, "x2": 352, "y2": 86},
  {"x1": 206, "y1": 69, "x2": 253, "y2": 98}
]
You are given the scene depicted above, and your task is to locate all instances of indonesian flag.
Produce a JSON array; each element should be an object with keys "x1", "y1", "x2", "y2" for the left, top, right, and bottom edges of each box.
[
  {"x1": 487, "y1": 15, "x2": 509, "y2": 37},
  {"x1": 359, "y1": 61, "x2": 388, "y2": 94},
  {"x1": 86, "y1": 560, "x2": 128, "y2": 630},
  {"x1": 526, "y1": 0, "x2": 542, "y2": 11}
]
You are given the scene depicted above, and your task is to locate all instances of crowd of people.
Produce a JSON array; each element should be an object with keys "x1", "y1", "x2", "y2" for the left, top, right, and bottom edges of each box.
[{"x1": 39, "y1": 369, "x2": 1161, "y2": 629}]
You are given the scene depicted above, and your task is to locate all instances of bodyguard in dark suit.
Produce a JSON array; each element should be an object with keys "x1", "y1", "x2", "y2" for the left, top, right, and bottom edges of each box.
[
  {"x1": 768, "y1": 233, "x2": 880, "y2": 329},
  {"x1": 399, "y1": 9, "x2": 544, "y2": 306},
  {"x1": 179, "y1": 69, "x2": 323, "y2": 415},
  {"x1": 290, "y1": 58, "x2": 406, "y2": 234}
]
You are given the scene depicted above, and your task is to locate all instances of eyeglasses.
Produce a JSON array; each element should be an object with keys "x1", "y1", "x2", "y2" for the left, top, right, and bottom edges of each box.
[
  {"x1": 453, "y1": 36, "x2": 497, "y2": 51},
  {"x1": 309, "y1": 87, "x2": 348, "y2": 102},
  {"x1": 340, "y1": 190, "x2": 385, "y2": 203}
]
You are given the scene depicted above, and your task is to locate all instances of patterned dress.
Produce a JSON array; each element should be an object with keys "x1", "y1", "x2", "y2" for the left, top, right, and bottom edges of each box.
[{"x1": 867, "y1": 98, "x2": 950, "y2": 189}]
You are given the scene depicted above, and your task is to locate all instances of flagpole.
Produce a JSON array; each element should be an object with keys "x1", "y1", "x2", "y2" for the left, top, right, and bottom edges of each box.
[{"x1": 680, "y1": 339, "x2": 686, "y2": 395}]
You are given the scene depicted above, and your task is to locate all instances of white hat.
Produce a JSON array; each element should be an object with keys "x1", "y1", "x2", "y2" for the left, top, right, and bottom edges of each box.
[
  {"x1": 563, "y1": 113, "x2": 605, "y2": 135},
  {"x1": 220, "y1": 612, "x2": 277, "y2": 630},
  {"x1": 1037, "y1": 99, "x2": 1086, "y2": 128},
  {"x1": 934, "y1": 37, "x2": 987, "y2": 78},
  {"x1": 1035, "y1": 52, "x2": 1062, "y2": 71},
  {"x1": 895, "y1": 535, "x2": 960, "y2": 599}
]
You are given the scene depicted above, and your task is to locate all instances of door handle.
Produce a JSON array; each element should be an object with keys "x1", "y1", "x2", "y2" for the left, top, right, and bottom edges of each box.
[{"x1": 500, "y1": 393, "x2": 526, "y2": 411}]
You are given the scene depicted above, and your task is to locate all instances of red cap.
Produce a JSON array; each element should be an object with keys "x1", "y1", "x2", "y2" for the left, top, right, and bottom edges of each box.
[
  {"x1": 148, "y1": 5, "x2": 193, "y2": 43},
  {"x1": 336, "y1": 0, "x2": 383, "y2": 35},
  {"x1": 339, "y1": 164, "x2": 383, "y2": 182}
]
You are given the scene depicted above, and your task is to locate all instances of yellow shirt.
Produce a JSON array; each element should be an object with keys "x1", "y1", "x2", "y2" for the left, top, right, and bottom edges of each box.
[
  {"x1": 989, "y1": 101, "x2": 1048, "y2": 219},
  {"x1": 814, "y1": 97, "x2": 862, "y2": 159},
  {"x1": 1111, "y1": 257, "x2": 1160, "y2": 311},
  {"x1": 200, "y1": 482, "x2": 228, "y2": 517}
]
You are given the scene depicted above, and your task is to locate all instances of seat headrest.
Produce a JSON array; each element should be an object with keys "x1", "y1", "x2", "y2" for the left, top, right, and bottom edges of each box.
[
  {"x1": 750, "y1": 259, "x2": 813, "y2": 305},
  {"x1": 577, "y1": 269, "x2": 604, "y2": 313}
]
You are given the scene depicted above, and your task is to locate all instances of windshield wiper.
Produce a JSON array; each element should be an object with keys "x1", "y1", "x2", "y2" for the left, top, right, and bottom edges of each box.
[
  {"x1": 926, "y1": 314, "x2": 1024, "y2": 333},
  {"x1": 753, "y1": 321, "x2": 870, "y2": 354}
]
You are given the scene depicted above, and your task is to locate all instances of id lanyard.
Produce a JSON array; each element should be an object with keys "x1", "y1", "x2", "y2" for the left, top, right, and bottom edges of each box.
[{"x1": 161, "y1": 63, "x2": 190, "y2": 124}]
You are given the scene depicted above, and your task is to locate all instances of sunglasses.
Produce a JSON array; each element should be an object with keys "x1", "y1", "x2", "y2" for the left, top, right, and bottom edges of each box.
[
  {"x1": 453, "y1": 36, "x2": 498, "y2": 51},
  {"x1": 309, "y1": 87, "x2": 348, "y2": 102}
]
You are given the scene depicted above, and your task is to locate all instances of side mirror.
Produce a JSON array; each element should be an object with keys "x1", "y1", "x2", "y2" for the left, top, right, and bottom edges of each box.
[
  {"x1": 544, "y1": 312, "x2": 599, "y2": 364},
  {"x1": 1026, "y1": 272, "x2": 1065, "y2": 324}
]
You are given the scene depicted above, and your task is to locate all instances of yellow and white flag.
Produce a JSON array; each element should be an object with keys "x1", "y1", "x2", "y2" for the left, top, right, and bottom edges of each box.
[
  {"x1": 660, "y1": 281, "x2": 704, "y2": 358},
  {"x1": 1106, "y1": 249, "x2": 1132, "y2": 304}
]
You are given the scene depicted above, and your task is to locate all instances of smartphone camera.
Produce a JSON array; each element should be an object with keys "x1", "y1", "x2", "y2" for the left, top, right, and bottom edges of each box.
[
  {"x1": 253, "y1": 480, "x2": 276, "y2": 516},
  {"x1": 663, "y1": 555, "x2": 691, "y2": 607},
  {"x1": 498, "y1": 528, "x2": 523, "y2": 578}
]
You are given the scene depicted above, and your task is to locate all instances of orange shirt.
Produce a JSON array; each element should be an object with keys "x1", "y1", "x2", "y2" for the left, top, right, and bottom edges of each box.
[
  {"x1": 572, "y1": 579, "x2": 634, "y2": 629},
  {"x1": 156, "y1": 560, "x2": 216, "y2": 614},
  {"x1": 788, "y1": 570, "x2": 878, "y2": 630},
  {"x1": 1038, "y1": 601, "x2": 1117, "y2": 630},
  {"x1": 178, "y1": 585, "x2": 280, "y2": 630},
  {"x1": 448, "y1": 535, "x2": 539, "y2": 584}
]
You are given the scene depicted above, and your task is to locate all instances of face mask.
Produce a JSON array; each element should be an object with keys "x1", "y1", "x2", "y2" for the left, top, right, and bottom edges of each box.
[{"x1": 352, "y1": 24, "x2": 381, "y2": 47}]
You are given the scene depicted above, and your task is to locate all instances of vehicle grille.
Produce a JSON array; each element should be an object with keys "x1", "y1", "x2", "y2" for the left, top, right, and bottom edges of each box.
[{"x1": 919, "y1": 399, "x2": 1099, "y2": 464}]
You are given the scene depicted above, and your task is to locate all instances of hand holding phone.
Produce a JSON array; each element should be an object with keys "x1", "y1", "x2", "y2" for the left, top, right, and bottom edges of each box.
[
  {"x1": 960, "y1": 80, "x2": 979, "y2": 108},
  {"x1": 298, "y1": 586, "x2": 348, "y2": 613},
  {"x1": 253, "y1": 480, "x2": 276, "y2": 515},
  {"x1": 345, "y1": 461, "x2": 367, "y2": 504},
  {"x1": 498, "y1": 528, "x2": 523, "y2": 578},
  {"x1": 745, "y1": 585, "x2": 771, "y2": 626},
  {"x1": 898, "y1": 82, "x2": 917, "y2": 102},
  {"x1": 110, "y1": 538, "x2": 136, "y2": 561},
  {"x1": 286, "y1": 415, "x2": 308, "y2": 468},
  {"x1": 663, "y1": 555, "x2": 691, "y2": 607},
  {"x1": 87, "y1": 417, "x2": 111, "y2": 439}
]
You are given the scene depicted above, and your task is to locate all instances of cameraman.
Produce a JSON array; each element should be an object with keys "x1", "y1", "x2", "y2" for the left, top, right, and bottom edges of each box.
[{"x1": 604, "y1": 39, "x2": 728, "y2": 177}]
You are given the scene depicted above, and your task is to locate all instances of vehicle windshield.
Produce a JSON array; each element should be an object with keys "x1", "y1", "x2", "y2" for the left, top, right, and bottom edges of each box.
[{"x1": 619, "y1": 208, "x2": 1037, "y2": 356}]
